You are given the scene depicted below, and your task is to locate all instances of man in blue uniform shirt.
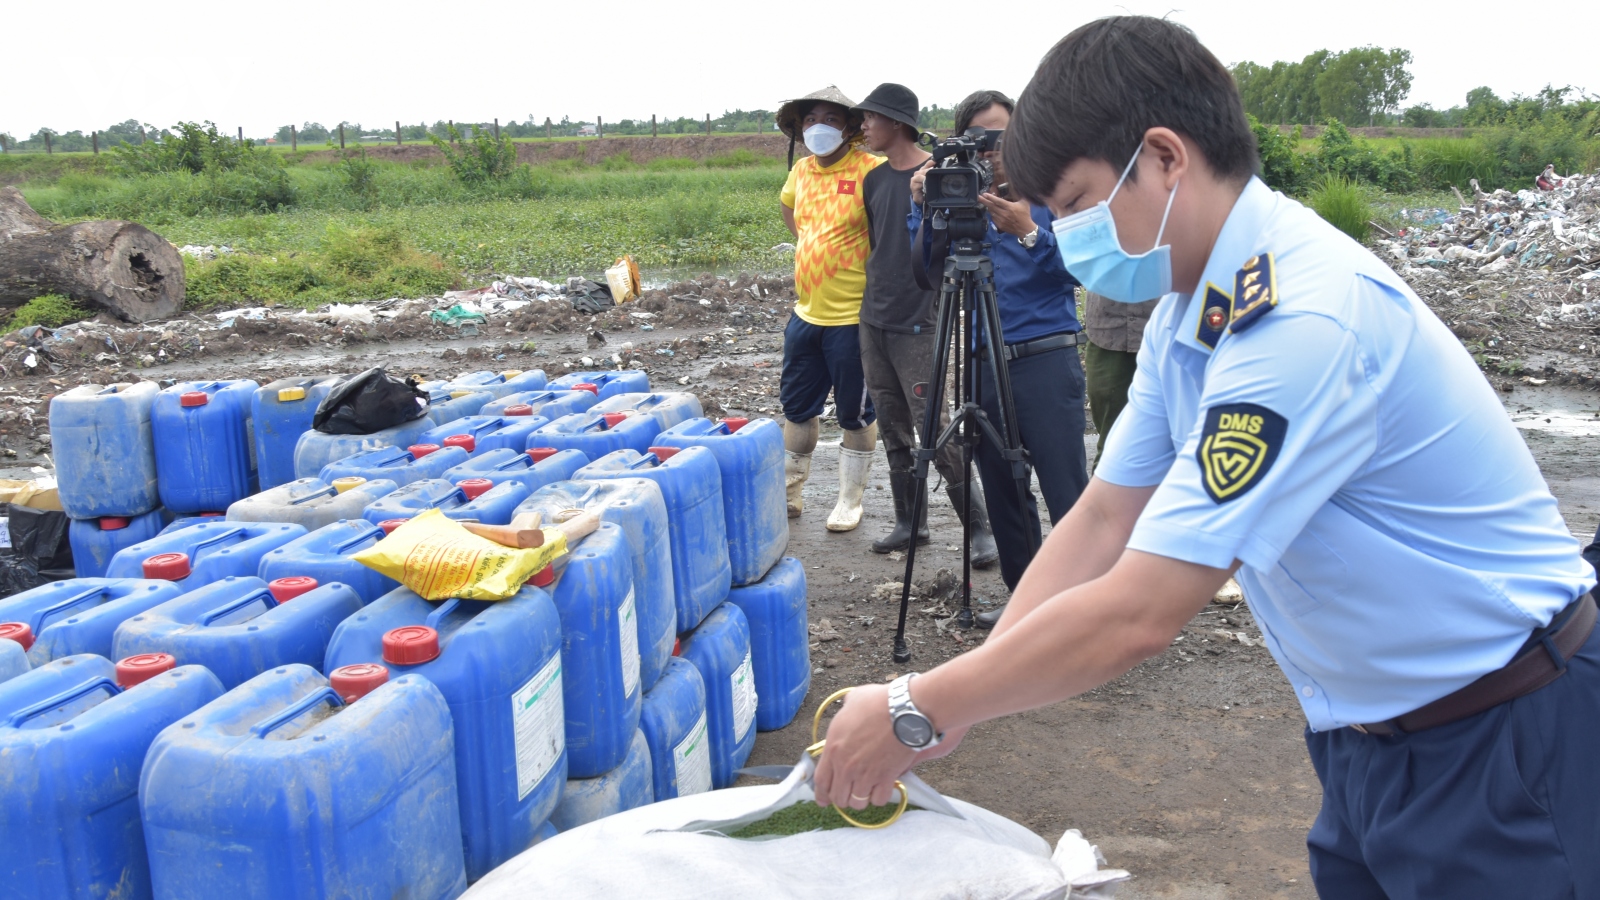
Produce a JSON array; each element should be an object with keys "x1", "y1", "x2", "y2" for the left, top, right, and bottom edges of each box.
[
  {"x1": 814, "y1": 16, "x2": 1598, "y2": 897},
  {"x1": 907, "y1": 90, "x2": 1090, "y2": 613}
]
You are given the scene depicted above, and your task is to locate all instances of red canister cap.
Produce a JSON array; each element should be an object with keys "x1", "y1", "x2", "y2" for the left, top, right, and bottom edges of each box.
[
  {"x1": 572, "y1": 382, "x2": 599, "y2": 395},
  {"x1": 443, "y1": 434, "x2": 476, "y2": 453},
  {"x1": 99, "y1": 516, "x2": 130, "y2": 531},
  {"x1": 0, "y1": 622, "x2": 34, "y2": 651},
  {"x1": 723, "y1": 417, "x2": 749, "y2": 433},
  {"x1": 527, "y1": 448, "x2": 558, "y2": 463},
  {"x1": 672, "y1": 637, "x2": 682, "y2": 657},
  {"x1": 601, "y1": 412, "x2": 629, "y2": 428},
  {"x1": 648, "y1": 446, "x2": 679, "y2": 461},
  {"x1": 408, "y1": 443, "x2": 440, "y2": 459},
  {"x1": 378, "y1": 519, "x2": 409, "y2": 535},
  {"x1": 116, "y1": 653, "x2": 176, "y2": 688},
  {"x1": 503, "y1": 404, "x2": 534, "y2": 417},
  {"x1": 531, "y1": 563, "x2": 554, "y2": 588},
  {"x1": 268, "y1": 576, "x2": 318, "y2": 603},
  {"x1": 382, "y1": 625, "x2": 441, "y2": 665},
  {"x1": 458, "y1": 478, "x2": 493, "y2": 500},
  {"x1": 330, "y1": 663, "x2": 390, "y2": 703},
  {"x1": 179, "y1": 391, "x2": 209, "y2": 407},
  {"x1": 143, "y1": 552, "x2": 191, "y2": 580}
]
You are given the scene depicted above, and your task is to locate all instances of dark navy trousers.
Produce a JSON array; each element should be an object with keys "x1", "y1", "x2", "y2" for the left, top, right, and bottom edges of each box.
[{"x1": 1305, "y1": 620, "x2": 1600, "y2": 898}]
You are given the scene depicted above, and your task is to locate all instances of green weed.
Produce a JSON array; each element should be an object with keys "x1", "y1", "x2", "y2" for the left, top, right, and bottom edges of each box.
[
  {"x1": 2, "y1": 294, "x2": 94, "y2": 331},
  {"x1": 1309, "y1": 175, "x2": 1372, "y2": 241}
]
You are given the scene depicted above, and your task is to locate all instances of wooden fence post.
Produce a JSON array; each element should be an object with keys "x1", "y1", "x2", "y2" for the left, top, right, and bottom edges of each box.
[
  {"x1": 291, "y1": 124, "x2": 297, "y2": 151},
  {"x1": 448, "y1": 120, "x2": 455, "y2": 145},
  {"x1": 44, "y1": 132, "x2": 52, "y2": 154},
  {"x1": 92, "y1": 132, "x2": 99, "y2": 154},
  {"x1": 138, "y1": 125, "x2": 146, "y2": 145},
  {"x1": 545, "y1": 118, "x2": 552, "y2": 140},
  {"x1": 652, "y1": 114, "x2": 657, "y2": 138},
  {"x1": 494, "y1": 117, "x2": 499, "y2": 139},
  {"x1": 705, "y1": 114, "x2": 710, "y2": 136},
  {"x1": 597, "y1": 116, "x2": 602, "y2": 138},
  {"x1": 237, "y1": 126, "x2": 244, "y2": 143},
  {"x1": 338, "y1": 124, "x2": 345, "y2": 149},
  {"x1": 396, "y1": 120, "x2": 402, "y2": 146}
]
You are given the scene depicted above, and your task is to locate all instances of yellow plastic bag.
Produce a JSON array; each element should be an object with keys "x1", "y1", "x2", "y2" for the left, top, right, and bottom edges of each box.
[
  {"x1": 604, "y1": 255, "x2": 642, "y2": 303},
  {"x1": 353, "y1": 509, "x2": 567, "y2": 601}
]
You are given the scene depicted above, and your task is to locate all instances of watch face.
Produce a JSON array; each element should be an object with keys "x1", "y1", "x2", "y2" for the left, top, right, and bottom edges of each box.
[{"x1": 893, "y1": 713, "x2": 933, "y2": 747}]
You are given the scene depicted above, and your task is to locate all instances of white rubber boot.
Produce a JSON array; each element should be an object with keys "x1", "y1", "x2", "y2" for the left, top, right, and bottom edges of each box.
[
  {"x1": 785, "y1": 451, "x2": 811, "y2": 518},
  {"x1": 826, "y1": 447, "x2": 874, "y2": 532}
]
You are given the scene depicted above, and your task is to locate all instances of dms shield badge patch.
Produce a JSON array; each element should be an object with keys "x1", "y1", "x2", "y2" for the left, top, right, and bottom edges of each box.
[{"x1": 1196, "y1": 403, "x2": 1287, "y2": 503}]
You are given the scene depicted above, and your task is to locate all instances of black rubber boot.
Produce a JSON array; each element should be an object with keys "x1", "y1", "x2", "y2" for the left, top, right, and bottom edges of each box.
[
  {"x1": 976, "y1": 604, "x2": 1006, "y2": 629},
  {"x1": 871, "y1": 468, "x2": 930, "y2": 553},
  {"x1": 946, "y1": 480, "x2": 999, "y2": 570}
]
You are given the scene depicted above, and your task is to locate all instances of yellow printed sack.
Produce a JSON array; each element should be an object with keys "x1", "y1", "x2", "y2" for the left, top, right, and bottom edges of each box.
[{"x1": 353, "y1": 509, "x2": 567, "y2": 601}]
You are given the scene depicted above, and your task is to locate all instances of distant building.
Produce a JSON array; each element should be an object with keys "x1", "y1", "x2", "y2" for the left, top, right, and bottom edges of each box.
[{"x1": 577, "y1": 125, "x2": 597, "y2": 136}]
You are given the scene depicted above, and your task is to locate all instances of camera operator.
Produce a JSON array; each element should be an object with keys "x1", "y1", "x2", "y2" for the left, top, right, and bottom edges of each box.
[
  {"x1": 908, "y1": 90, "x2": 1089, "y2": 625},
  {"x1": 855, "y1": 83, "x2": 998, "y2": 564}
]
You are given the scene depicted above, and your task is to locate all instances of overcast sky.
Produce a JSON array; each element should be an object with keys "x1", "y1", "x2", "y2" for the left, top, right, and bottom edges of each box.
[{"x1": 10, "y1": 0, "x2": 1596, "y2": 138}]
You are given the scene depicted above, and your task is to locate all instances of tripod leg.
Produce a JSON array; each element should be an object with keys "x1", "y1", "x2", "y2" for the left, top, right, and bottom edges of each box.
[
  {"x1": 973, "y1": 263, "x2": 1040, "y2": 561},
  {"x1": 892, "y1": 264, "x2": 960, "y2": 664}
]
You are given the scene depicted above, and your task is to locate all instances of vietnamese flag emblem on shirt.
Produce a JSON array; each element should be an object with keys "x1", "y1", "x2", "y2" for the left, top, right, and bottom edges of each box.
[{"x1": 837, "y1": 180, "x2": 856, "y2": 195}]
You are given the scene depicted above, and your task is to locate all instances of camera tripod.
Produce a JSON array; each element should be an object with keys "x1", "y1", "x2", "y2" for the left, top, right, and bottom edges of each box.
[{"x1": 891, "y1": 219, "x2": 1038, "y2": 663}]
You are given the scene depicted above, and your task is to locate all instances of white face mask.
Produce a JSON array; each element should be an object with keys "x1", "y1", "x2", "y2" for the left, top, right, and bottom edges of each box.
[{"x1": 802, "y1": 123, "x2": 844, "y2": 157}]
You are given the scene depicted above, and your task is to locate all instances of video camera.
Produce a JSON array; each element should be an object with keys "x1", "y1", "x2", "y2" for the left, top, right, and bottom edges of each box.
[{"x1": 921, "y1": 127, "x2": 1003, "y2": 211}]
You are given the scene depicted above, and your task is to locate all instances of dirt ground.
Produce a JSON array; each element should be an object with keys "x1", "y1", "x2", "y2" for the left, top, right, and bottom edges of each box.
[{"x1": 5, "y1": 276, "x2": 1598, "y2": 898}]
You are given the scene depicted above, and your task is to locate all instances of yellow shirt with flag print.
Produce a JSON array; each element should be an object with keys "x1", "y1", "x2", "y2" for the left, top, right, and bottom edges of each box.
[{"x1": 781, "y1": 147, "x2": 884, "y2": 326}]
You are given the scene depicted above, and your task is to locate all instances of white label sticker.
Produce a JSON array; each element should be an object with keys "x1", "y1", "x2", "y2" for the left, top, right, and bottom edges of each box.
[
  {"x1": 618, "y1": 588, "x2": 640, "y2": 698},
  {"x1": 673, "y1": 711, "x2": 712, "y2": 797},
  {"x1": 511, "y1": 654, "x2": 565, "y2": 800},
  {"x1": 731, "y1": 649, "x2": 757, "y2": 742},
  {"x1": 0, "y1": 518, "x2": 9, "y2": 549}
]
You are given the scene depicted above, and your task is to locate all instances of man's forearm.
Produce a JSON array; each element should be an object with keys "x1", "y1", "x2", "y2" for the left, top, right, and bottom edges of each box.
[
  {"x1": 915, "y1": 550, "x2": 1230, "y2": 731},
  {"x1": 990, "y1": 478, "x2": 1155, "y2": 639}
]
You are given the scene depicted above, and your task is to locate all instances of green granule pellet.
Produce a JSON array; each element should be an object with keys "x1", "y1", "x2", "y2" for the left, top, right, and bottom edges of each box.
[{"x1": 725, "y1": 801, "x2": 917, "y2": 838}]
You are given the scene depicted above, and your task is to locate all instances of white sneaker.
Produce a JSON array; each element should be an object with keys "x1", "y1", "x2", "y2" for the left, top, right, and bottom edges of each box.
[{"x1": 826, "y1": 448, "x2": 874, "y2": 532}]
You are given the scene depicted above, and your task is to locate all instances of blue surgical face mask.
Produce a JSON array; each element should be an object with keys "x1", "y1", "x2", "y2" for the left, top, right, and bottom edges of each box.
[{"x1": 1050, "y1": 146, "x2": 1178, "y2": 303}]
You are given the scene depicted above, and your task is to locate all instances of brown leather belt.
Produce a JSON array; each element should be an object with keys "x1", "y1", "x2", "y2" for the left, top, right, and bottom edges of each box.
[{"x1": 1352, "y1": 593, "x2": 1596, "y2": 736}]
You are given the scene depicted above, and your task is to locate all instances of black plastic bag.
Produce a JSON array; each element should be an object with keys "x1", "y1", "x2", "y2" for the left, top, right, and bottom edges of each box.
[
  {"x1": 569, "y1": 279, "x2": 615, "y2": 315},
  {"x1": 312, "y1": 368, "x2": 429, "y2": 435},
  {"x1": 1, "y1": 504, "x2": 73, "y2": 598}
]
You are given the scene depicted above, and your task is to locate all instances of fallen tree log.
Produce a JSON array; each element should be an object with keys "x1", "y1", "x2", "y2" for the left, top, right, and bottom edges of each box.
[{"x1": 0, "y1": 186, "x2": 184, "y2": 323}]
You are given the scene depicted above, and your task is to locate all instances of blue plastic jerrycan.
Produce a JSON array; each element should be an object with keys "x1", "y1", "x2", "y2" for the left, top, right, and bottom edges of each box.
[
  {"x1": 519, "y1": 478, "x2": 675, "y2": 693},
  {"x1": 224, "y1": 476, "x2": 398, "y2": 531},
  {"x1": 0, "y1": 578, "x2": 185, "y2": 667},
  {"x1": 49, "y1": 381, "x2": 160, "y2": 519},
  {"x1": 548, "y1": 522, "x2": 643, "y2": 777},
  {"x1": 548, "y1": 370, "x2": 650, "y2": 399},
  {"x1": 0, "y1": 639, "x2": 26, "y2": 684},
  {"x1": 442, "y1": 447, "x2": 586, "y2": 494},
  {"x1": 140, "y1": 663, "x2": 466, "y2": 900},
  {"x1": 291, "y1": 415, "x2": 435, "y2": 480},
  {"x1": 640, "y1": 655, "x2": 712, "y2": 800},
  {"x1": 481, "y1": 388, "x2": 598, "y2": 419},
  {"x1": 417, "y1": 415, "x2": 548, "y2": 457},
  {"x1": 318, "y1": 442, "x2": 469, "y2": 487},
  {"x1": 549, "y1": 728, "x2": 653, "y2": 832},
  {"x1": 252, "y1": 376, "x2": 344, "y2": 490},
  {"x1": 427, "y1": 368, "x2": 547, "y2": 400},
  {"x1": 727, "y1": 556, "x2": 809, "y2": 731},
  {"x1": 425, "y1": 388, "x2": 493, "y2": 426},
  {"x1": 160, "y1": 513, "x2": 226, "y2": 535},
  {"x1": 153, "y1": 380, "x2": 260, "y2": 514},
  {"x1": 590, "y1": 391, "x2": 705, "y2": 432},
  {"x1": 579, "y1": 446, "x2": 732, "y2": 633},
  {"x1": 657, "y1": 416, "x2": 787, "y2": 585},
  {"x1": 528, "y1": 410, "x2": 663, "y2": 461},
  {"x1": 105, "y1": 521, "x2": 307, "y2": 588},
  {"x1": 257, "y1": 520, "x2": 398, "y2": 605},
  {"x1": 678, "y1": 602, "x2": 757, "y2": 789},
  {"x1": 0, "y1": 654, "x2": 223, "y2": 900},
  {"x1": 324, "y1": 587, "x2": 567, "y2": 881},
  {"x1": 361, "y1": 477, "x2": 530, "y2": 526},
  {"x1": 70, "y1": 508, "x2": 167, "y2": 578},
  {"x1": 113, "y1": 576, "x2": 363, "y2": 690}
]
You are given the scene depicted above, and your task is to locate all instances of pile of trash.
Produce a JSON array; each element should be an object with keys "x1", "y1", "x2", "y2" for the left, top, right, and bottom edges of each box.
[{"x1": 1377, "y1": 167, "x2": 1600, "y2": 384}]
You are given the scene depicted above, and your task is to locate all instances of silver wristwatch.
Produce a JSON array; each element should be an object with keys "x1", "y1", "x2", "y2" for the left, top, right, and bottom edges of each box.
[
  {"x1": 888, "y1": 674, "x2": 942, "y2": 750},
  {"x1": 1020, "y1": 227, "x2": 1040, "y2": 249}
]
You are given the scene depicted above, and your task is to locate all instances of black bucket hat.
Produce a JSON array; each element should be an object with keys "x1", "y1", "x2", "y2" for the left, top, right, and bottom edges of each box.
[{"x1": 854, "y1": 83, "x2": 921, "y2": 132}]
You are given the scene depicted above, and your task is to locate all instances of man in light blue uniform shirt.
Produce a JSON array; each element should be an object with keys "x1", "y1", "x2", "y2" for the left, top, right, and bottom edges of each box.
[{"x1": 810, "y1": 16, "x2": 1598, "y2": 898}]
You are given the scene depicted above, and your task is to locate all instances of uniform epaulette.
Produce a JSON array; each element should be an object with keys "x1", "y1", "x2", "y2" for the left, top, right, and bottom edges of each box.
[
  {"x1": 1195, "y1": 283, "x2": 1233, "y2": 351},
  {"x1": 1230, "y1": 253, "x2": 1277, "y2": 333}
]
